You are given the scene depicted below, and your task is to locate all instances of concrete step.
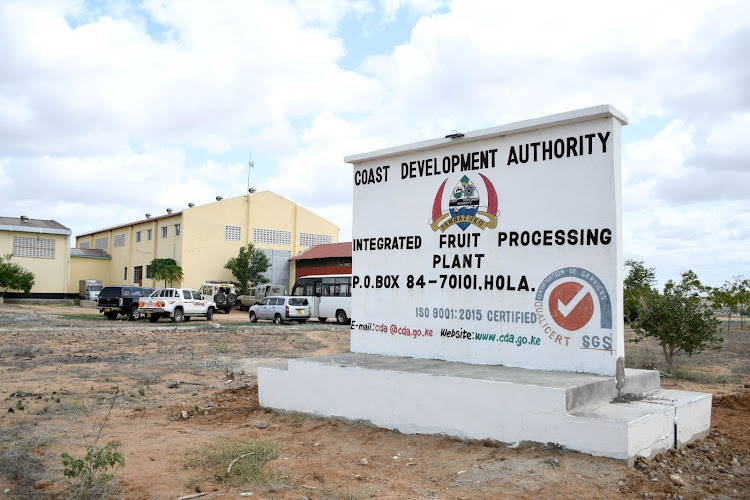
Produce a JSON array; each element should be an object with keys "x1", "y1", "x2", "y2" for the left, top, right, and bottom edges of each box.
[
  {"x1": 259, "y1": 353, "x2": 710, "y2": 463},
  {"x1": 264, "y1": 352, "x2": 661, "y2": 410}
]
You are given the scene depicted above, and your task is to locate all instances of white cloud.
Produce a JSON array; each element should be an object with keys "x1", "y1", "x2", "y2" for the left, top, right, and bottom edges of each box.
[{"x1": 0, "y1": 0, "x2": 748, "y2": 288}]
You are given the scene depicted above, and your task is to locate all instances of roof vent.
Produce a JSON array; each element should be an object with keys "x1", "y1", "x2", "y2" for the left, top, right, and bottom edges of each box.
[
  {"x1": 166, "y1": 208, "x2": 173, "y2": 214},
  {"x1": 188, "y1": 202, "x2": 195, "y2": 208},
  {"x1": 20, "y1": 215, "x2": 29, "y2": 222},
  {"x1": 145, "y1": 213, "x2": 151, "y2": 219},
  {"x1": 216, "y1": 196, "x2": 223, "y2": 201}
]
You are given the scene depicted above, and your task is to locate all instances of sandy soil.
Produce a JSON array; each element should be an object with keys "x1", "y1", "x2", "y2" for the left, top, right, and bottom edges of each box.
[{"x1": 0, "y1": 302, "x2": 748, "y2": 499}]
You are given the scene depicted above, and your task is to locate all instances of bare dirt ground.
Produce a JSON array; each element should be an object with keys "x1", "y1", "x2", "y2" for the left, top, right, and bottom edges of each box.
[{"x1": 0, "y1": 302, "x2": 748, "y2": 499}]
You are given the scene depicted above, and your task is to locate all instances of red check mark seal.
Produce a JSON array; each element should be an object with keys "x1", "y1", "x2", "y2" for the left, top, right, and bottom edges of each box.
[{"x1": 549, "y1": 281, "x2": 594, "y2": 331}]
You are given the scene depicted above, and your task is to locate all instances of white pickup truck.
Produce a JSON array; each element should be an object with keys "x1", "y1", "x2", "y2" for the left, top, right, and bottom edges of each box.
[{"x1": 138, "y1": 288, "x2": 216, "y2": 323}]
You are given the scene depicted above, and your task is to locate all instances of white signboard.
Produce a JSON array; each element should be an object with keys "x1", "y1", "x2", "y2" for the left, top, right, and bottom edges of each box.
[{"x1": 345, "y1": 106, "x2": 628, "y2": 376}]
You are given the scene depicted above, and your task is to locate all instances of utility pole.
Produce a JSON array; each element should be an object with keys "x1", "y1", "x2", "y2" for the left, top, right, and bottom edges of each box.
[{"x1": 247, "y1": 154, "x2": 254, "y2": 194}]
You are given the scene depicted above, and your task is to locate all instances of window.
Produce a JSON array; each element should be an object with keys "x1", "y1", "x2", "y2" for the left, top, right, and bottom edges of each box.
[
  {"x1": 136, "y1": 231, "x2": 142, "y2": 243},
  {"x1": 13, "y1": 236, "x2": 54, "y2": 258},
  {"x1": 225, "y1": 225, "x2": 241, "y2": 241},
  {"x1": 146, "y1": 265, "x2": 151, "y2": 278},
  {"x1": 114, "y1": 234, "x2": 125, "y2": 247},
  {"x1": 95, "y1": 237, "x2": 109, "y2": 250},
  {"x1": 79, "y1": 241, "x2": 90, "y2": 249},
  {"x1": 299, "y1": 232, "x2": 332, "y2": 247},
  {"x1": 175, "y1": 224, "x2": 181, "y2": 236},
  {"x1": 123, "y1": 267, "x2": 128, "y2": 280},
  {"x1": 253, "y1": 228, "x2": 291, "y2": 245},
  {"x1": 147, "y1": 229, "x2": 152, "y2": 241},
  {"x1": 161, "y1": 227, "x2": 167, "y2": 238},
  {"x1": 134, "y1": 266, "x2": 143, "y2": 283}
]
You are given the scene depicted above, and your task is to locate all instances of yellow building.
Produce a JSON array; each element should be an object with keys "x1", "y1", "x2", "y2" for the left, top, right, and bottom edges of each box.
[
  {"x1": 0, "y1": 216, "x2": 72, "y2": 297},
  {"x1": 72, "y1": 191, "x2": 339, "y2": 292}
]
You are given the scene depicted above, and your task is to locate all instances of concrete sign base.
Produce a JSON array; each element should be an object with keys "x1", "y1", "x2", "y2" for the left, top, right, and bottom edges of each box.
[{"x1": 259, "y1": 353, "x2": 711, "y2": 464}]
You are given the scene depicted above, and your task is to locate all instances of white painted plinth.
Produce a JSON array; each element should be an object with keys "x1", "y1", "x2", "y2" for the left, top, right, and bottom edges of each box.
[{"x1": 258, "y1": 353, "x2": 711, "y2": 464}]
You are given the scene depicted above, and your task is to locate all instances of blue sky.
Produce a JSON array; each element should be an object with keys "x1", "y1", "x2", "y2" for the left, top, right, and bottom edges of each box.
[{"x1": 1, "y1": 0, "x2": 748, "y2": 288}]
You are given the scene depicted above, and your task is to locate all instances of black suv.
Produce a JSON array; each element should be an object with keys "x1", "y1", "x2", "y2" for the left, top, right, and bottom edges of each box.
[{"x1": 97, "y1": 286, "x2": 156, "y2": 321}]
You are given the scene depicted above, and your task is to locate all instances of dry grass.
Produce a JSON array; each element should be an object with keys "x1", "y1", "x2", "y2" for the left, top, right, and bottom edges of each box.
[
  {"x1": 0, "y1": 422, "x2": 56, "y2": 498},
  {"x1": 183, "y1": 438, "x2": 281, "y2": 490},
  {"x1": 625, "y1": 320, "x2": 749, "y2": 384},
  {"x1": 318, "y1": 484, "x2": 366, "y2": 500}
]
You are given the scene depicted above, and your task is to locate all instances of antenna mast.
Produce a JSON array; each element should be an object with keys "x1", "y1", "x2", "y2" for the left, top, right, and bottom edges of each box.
[{"x1": 247, "y1": 154, "x2": 254, "y2": 194}]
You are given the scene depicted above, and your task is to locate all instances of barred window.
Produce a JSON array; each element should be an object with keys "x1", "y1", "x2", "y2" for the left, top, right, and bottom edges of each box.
[
  {"x1": 14, "y1": 236, "x2": 55, "y2": 258},
  {"x1": 225, "y1": 225, "x2": 241, "y2": 241},
  {"x1": 114, "y1": 234, "x2": 125, "y2": 247},
  {"x1": 94, "y1": 237, "x2": 109, "y2": 250},
  {"x1": 147, "y1": 229, "x2": 152, "y2": 241},
  {"x1": 79, "y1": 241, "x2": 90, "y2": 249},
  {"x1": 161, "y1": 226, "x2": 167, "y2": 238},
  {"x1": 253, "y1": 228, "x2": 291, "y2": 245},
  {"x1": 135, "y1": 231, "x2": 142, "y2": 243},
  {"x1": 134, "y1": 266, "x2": 143, "y2": 283},
  {"x1": 146, "y1": 265, "x2": 151, "y2": 278},
  {"x1": 299, "y1": 232, "x2": 333, "y2": 247},
  {"x1": 175, "y1": 224, "x2": 181, "y2": 236}
]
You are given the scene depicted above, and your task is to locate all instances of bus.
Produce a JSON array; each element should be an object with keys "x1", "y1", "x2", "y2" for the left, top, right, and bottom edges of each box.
[{"x1": 291, "y1": 274, "x2": 351, "y2": 324}]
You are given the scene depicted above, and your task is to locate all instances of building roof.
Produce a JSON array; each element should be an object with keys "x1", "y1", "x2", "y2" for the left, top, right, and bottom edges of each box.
[
  {"x1": 70, "y1": 248, "x2": 111, "y2": 259},
  {"x1": 74, "y1": 190, "x2": 340, "y2": 239},
  {"x1": 291, "y1": 242, "x2": 351, "y2": 261},
  {"x1": 76, "y1": 211, "x2": 183, "y2": 238},
  {"x1": 0, "y1": 216, "x2": 71, "y2": 236}
]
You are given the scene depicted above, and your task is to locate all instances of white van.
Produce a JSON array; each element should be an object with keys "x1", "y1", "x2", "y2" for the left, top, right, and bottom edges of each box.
[
  {"x1": 236, "y1": 284, "x2": 286, "y2": 310},
  {"x1": 79, "y1": 280, "x2": 103, "y2": 301}
]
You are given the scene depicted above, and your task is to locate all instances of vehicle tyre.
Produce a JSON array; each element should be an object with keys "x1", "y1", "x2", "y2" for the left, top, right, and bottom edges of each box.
[
  {"x1": 128, "y1": 306, "x2": 141, "y2": 321},
  {"x1": 171, "y1": 308, "x2": 184, "y2": 323},
  {"x1": 206, "y1": 307, "x2": 214, "y2": 321},
  {"x1": 249, "y1": 311, "x2": 257, "y2": 323},
  {"x1": 274, "y1": 314, "x2": 283, "y2": 325},
  {"x1": 317, "y1": 317, "x2": 327, "y2": 323},
  {"x1": 104, "y1": 311, "x2": 118, "y2": 320},
  {"x1": 336, "y1": 310, "x2": 349, "y2": 325},
  {"x1": 148, "y1": 314, "x2": 160, "y2": 323},
  {"x1": 227, "y1": 293, "x2": 237, "y2": 306},
  {"x1": 184, "y1": 316, "x2": 191, "y2": 321},
  {"x1": 215, "y1": 293, "x2": 226, "y2": 306}
]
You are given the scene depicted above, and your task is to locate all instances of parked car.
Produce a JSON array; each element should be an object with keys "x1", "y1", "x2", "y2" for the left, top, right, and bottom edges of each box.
[
  {"x1": 248, "y1": 296, "x2": 310, "y2": 324},
  {"x1": 138, "y1": 288, "x2": 216, "y2": 323},
  {"x1": 237, "y1": 284, "x2": 286, "y2": 310},
  {"x1": 198, "y1": 281, "x2": 237, "y2": 313},
  {"x1": 79, "y1": 279, "x2": 103, "y2": 301},
  {"x1": 97, "y1": 285, "x2": 156, "y2": 321}
]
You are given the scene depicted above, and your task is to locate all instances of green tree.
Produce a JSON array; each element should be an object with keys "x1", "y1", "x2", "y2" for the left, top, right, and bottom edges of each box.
[
  {"x1": 736, "y1": 277, "x2": 750, "y2": 331},
  {"x1": 709, "y1": 276, "x2": 750, "y2": 332},
  {"x1": 633, "y1": 270, "x2": 722, "y2": 373},
  {"x1": 623, "y1": 259, "x2": 656, "y2": 323},
  {"x1": 149, "y1": 258, "x2": 183, "y2": 287},
  {"x1": 224, "y1": 244, "x2": 270, "y2": 294},
  {"x1": 0, "y1": 254, "x2": 35, "y2": 297},
  {"x1": 709, "y1": 282, "x2": 737, "y2": 332}
]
